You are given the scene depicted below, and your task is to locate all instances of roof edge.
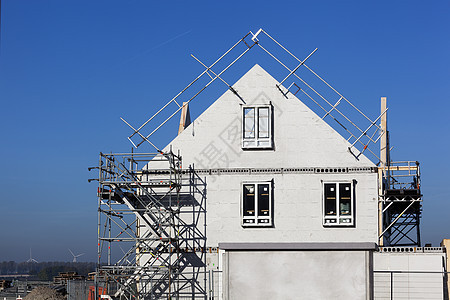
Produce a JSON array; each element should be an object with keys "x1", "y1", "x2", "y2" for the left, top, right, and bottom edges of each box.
[{"x1": 218, "y1": 242, "x2": 378, "y2": 251}]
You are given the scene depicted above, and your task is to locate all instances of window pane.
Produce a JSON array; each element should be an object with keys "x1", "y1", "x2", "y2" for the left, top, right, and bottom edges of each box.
[
  {"x1": 257, "y1": 140, "x2": 271, "y2": 147},
  {"x1": 243, "y1": 184, "x2": 255, "y2": 216},
  {"x1": 244, "y1": 108, "x2": 255, "y2": 138},
  {"x1": 324, "y1": 183, "x2": 336, "y2": 216},
  {"x1": 258, "y1": 107, "x2": 269, "y2": 138},
  {"x1": 258, "y1": 184, "x2": 270, "y2": 216},
  {"x1": 339, "y1": 183, "x2": 352, "y2": 215}
]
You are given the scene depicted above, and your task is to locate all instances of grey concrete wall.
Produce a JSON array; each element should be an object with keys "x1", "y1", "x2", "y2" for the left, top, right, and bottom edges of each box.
[
  {"x1": 373, "y1": 251, "x2": 446, "y2": 299},
  {"x1": 223, "y1": 250, "x2": 371, "y2": 300}
]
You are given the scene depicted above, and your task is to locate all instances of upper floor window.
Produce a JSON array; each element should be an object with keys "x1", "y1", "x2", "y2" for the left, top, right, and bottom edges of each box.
[
  {"x1": 323, "y1": 182, "x2": 354, "y2": 227},
  {"x1": 242, "y1": 181, "x2": 273, "y2": 227},
  {"x1": 242, "y1": 105, "x2": 273, "y2": 149}
]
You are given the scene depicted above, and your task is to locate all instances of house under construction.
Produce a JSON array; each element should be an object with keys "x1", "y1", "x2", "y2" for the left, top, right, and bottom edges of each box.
[{"x1": 89, "y1": 29, "x2": 448, "y2": 299}]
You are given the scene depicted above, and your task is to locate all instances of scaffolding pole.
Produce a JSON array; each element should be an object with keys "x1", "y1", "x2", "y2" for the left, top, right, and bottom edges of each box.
[
  {"x1": 121, "y1": 28, "x2": 385, "y2": 164},
  {"x1": 90, "y1": 151, "x2": 207, "y2": 299}
]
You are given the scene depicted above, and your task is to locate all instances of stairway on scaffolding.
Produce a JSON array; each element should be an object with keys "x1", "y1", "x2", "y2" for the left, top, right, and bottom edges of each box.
[{"x1": 93, "y1": 151, "x2": 207, "y2": 299}]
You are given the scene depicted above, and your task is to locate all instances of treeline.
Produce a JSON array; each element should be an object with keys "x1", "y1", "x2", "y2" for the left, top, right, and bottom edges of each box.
[{"x1": 0, "y1": 261, "x2": 96, "y2": 280}]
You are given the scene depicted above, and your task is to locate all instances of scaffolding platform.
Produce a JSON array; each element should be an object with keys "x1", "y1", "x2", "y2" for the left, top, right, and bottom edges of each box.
[
  {"x1": 384, "y1": 189, "x2": 421, "y2": 201},
  {"x1": 379, "y1": 161, "x2": 422, "y2": 247}
]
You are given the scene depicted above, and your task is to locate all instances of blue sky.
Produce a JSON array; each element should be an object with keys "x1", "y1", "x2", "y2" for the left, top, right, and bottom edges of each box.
[{"x1": 0, "y1": 1, "x2": 449, "y2": 262}]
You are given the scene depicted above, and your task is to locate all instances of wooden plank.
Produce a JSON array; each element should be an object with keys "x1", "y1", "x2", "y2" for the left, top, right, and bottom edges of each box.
[
  {"x1": 379, "y1": 97, "x2": 388, "y2": 246},
  {"x1": 378, "y1": 166, "x2": 419, "y2": 171},
  {"x1": 178, "y1": 102, "x2": 191, "y2": 135}
]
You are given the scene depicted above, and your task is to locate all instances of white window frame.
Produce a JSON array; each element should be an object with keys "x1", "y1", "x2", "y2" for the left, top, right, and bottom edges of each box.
[
  {"x1": 323, "y1": 181, "x2": 354, "y2": 227},
  {"x1": 242, "y1": 104, "x2": 273, "y2": 149},
  {"x1": 241, "y1": 181, "x2": 273, "y2": 227}
]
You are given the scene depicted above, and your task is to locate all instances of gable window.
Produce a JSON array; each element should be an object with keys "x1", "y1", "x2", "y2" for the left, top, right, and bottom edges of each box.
[
  {"x1": 323, "y1": 182, "x2": 354, "y2": 226},
  {"x1": 242, "y1": 181, "x2": 273, "y2": 227},
  {"x1": 242, "y1": 105, "x2": 273, "y2": 149}
]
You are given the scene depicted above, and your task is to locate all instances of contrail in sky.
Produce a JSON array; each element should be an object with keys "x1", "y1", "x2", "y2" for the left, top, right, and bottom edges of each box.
[
  {"x1": 87, "y1": 29, "x2": 192, "y2": 80},
  {"x1": 117, "y1": 29, "x2": 192, "y2": 67}
]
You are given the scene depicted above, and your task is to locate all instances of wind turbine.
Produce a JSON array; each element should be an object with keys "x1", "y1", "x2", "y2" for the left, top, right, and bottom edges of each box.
[
  {"x1": 27, "y1": 248, "x2": 38, "y2": 263},
  {"x1": 68, "y1": 249, "x2": 85, "y2": 263}
]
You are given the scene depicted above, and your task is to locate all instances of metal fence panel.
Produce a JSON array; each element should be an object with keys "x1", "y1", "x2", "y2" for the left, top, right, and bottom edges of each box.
[{"x1": 374, "y1": 271, "x2": 445, "y2": 300}]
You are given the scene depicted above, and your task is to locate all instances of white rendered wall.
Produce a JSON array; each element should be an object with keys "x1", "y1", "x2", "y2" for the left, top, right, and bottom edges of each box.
[
  {"x1": 157, "y1": 64, "x2": 379, "y2": 246},
  {"x1": 203, "y1": 172, "x2": 378, "y2": 246},
  {"x1": 166, "y1": 64, "x2": 375, "y2": 169},
  {"x1": 223, "y1": 250, "x2": 371, "y2": 300}
]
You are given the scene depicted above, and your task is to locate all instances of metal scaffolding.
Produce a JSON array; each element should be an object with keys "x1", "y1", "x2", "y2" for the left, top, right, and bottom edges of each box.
[
  {"x1": 379, "y1": 161, "x2": 422, "y2": 246},
  {"x1": 90, "y1": 151, "x2": 207, "y2": 299},
  {"x1": 121, "y1": 28, "x2": 386, "y2": 164},
  {"x1": 377, "y1": 97, "x2": 422, "y2": 247}
]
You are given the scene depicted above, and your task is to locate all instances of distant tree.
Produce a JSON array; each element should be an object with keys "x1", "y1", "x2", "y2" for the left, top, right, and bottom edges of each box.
[
  {"x1": 37, "y1": 266, "x2": 68, "y2": 281},
  {"x1": 0, "y1": 261, "x2": 96, "y2": 278}
]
